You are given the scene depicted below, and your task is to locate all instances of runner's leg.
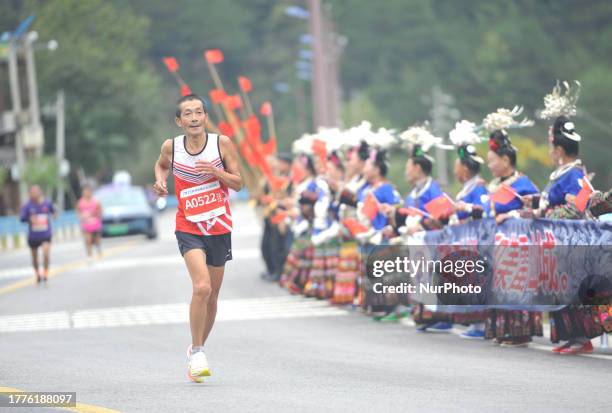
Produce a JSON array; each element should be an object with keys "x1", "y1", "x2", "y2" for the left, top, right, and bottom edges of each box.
[
  {"x1": 30, "y1": 246, "x2": 40, "y2": 279},
  {"x1": 41, "y1": 241, "x2": 51, "y2": 278},
  {"x1": 183, "y1": 249, "x2": 212, "y2": 347},
  {"x1": 84, "y1": 231, "x2": 93, "y2": 257},
  {"x1": 201, "y1": 264, "x2": 225, "y2": 345}
]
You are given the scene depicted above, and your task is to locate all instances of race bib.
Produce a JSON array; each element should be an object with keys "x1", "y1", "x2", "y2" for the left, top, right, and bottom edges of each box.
[
  {"x1": 31, "y1": 213, "x2": 49, "y2": 232},
  {"x1": 179, "y1": 181, "x2": 227, "y2": 223}
]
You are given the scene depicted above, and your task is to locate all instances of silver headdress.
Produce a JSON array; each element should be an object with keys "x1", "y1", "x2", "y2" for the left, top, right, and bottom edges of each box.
[
  {"x1": 449, "y1": 120, "x2": 484, "y2": 164},
  {"x1": 482, "y1": 106, "x2": 534, "y2": 132},
  {"x1": 538, "y1": 80, "x2": 581, "y2": 120}
]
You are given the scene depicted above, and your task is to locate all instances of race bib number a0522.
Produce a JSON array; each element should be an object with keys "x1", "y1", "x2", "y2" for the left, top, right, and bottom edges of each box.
[{"x1": 179, "y1": 181, "x2": 227, "y2": 223}]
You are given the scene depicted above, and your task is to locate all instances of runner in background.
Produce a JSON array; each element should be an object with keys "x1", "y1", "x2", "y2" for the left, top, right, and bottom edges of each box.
[
  {"x1": 20, "y1": 185, "x2": 56, "y2": 283},
  {"x1": 76, "y1": 184, "x2": 103, "y2": 258}
]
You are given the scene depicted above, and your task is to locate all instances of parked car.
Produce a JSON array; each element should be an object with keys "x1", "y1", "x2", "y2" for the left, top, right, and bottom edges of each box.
[{"x1": 95, "y1": 185, "x2": 158, "y2": 239}]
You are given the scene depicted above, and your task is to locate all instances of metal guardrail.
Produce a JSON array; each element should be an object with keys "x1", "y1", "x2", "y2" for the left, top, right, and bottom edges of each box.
[{"x1": 0, "y1": 210, "x2": 81, "y2": 251}]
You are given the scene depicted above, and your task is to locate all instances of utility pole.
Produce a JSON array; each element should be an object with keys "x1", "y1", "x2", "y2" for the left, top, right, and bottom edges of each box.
[
  {"x1": 55, "y1": 90, "x2": 65, "y2": 211},
  {"x1": 308, "y1": 0, "x2": 330, "y2": 129},
  {"x1": 24, "y1": 32, "x2": 43, "y2": 157},
  {"x1": 7, "y1": 41, "x2": 26, "y2": 203},
  {"x1": 429, "y1": 86, "x2": 459, "y2": 188}
]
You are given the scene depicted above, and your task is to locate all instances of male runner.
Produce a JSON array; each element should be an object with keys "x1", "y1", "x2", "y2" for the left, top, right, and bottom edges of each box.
[
  {"x1": 153, "y1": 94, "x2": 243, "y2": 382},
  {"x1": 20, "y1": 185, "x2": 56, "y2": 283}
]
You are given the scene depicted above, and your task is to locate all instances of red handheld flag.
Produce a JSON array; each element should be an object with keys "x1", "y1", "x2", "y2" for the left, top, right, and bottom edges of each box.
[
  {"x1": 209, "y1": 89, "x2": 227, "y2": 104},
  {"x1": 424, "y1": 195, "x2": 454, "y2": 220},
  {"x1": 238, "y1": 76, "x2": 252, "y2": 93},
  {"x1": 180, "y1": 85, "x2": 192, "y2": 96},
  {"x1": 269, "y1": 175, "x2": 289, "y2": 192},
  {"x1": 574, "y1": 178, "x2": 594, "y2": 212},
  {"x1": 342, "y1": 218, "x2": 369, "y2": 236},
  {"x1": 204, "y1": 49, "x2": 224, "y2": 64},
  {"x1": 270, "y1": 211, "x2": 288, "y2": 225},
  {"x1": 490, "y1": 184, "x2": 518, "y2": 205},
  {"x1": 260, "y1": 101, "x2": 273, "y2": 117},
  {"x1": 362, "y1": 193, "x2": 379, "y2": 221},
  {"x1": 162, "y1": 57, "x2": 179, "y2": 73}
]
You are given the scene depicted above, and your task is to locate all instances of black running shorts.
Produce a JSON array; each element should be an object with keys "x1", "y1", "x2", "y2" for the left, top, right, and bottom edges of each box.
[{"x1": 175, "y1": 231, "x2": 232, "y2": 267}]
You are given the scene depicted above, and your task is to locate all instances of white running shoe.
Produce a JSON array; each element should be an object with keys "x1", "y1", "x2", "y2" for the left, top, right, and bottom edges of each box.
[{"x1": 188, "y1": 351, "x2": 211, "y2": 382}]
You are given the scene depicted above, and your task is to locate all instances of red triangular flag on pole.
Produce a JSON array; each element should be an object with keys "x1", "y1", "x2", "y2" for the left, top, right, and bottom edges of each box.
[
  {"x1": 311, "y1": 139, "x2": 327, "y2": 170},
  {"x1": 162, "y1": 57, "x2": 179, "y2": 73},
  {"x1": 575, "y1": 178, "x2": 594, "y2": 212},
  {"x1": 238, "y1": 76, "x2": 252, "y2": 93},
  {"x1": 180, "y1": 85, "x2": 192, "y2": 96},
  {"x1": 209, "y1": 89, "x2": 227, "y2": 104},
  {"x1": 225, "y1": 95, "x2": 243, "y2": 111},
  {"x1": 218, "y1": 121, "x2": 234, "y2": 138},
  {"x1": 204, "y1": 49, "x2": 224, "y2": 64},
  {"x1": 490, "y1": 184, "x2": 518, "y2": 205},
  {"x1": 424, "y1": 195, "x2": 454, "y2": 220},
  {"x1": 270, "y1": 211, "x2": 288, "y2": 225},
  {"x1": 260, "y1": 101, "x2": 272, "y2": 116},
  {"x1": 263, "y1": 137, "x2": 277, "y2": 156},
  {"x1": 362, "y1": 193, "x2": 379, "y2": 221},
  {"x1": 291, "y1": 163, "x2": 307, "y2": 185},
  {"x1": 244, "y1": 115, "x2": 262, "y2": 143}
]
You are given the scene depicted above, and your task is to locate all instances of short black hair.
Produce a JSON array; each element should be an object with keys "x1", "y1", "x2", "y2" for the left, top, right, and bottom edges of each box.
[
  {"x1": 552, "y1": 116, "x2": 579, "y2": 157},
  {"x1": 176, "y1": 94, "x2": 208, "y2": 118},
  {"x1": 489, "y1": 129, "x2": 517, "y2": 167}
]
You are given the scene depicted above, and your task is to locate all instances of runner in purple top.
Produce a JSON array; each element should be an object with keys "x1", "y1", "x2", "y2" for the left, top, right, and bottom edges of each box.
[{"x1": 20, "y1": 185, "x2": 56, "y2": 283}]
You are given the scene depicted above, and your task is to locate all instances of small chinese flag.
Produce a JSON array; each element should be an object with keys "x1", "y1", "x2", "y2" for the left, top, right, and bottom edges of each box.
[
  {"x1": 162, "y1": 57, "x2": 179, "y2": 73},
  {"x1": 180, "y1": 85, "x2": 192, "y2": 96},
  {"x1": 490, "y1": 184, "x2": 518, "y2": 205},
  {"x1": 204, "y1": 49, "x2": 224, "y2": 64},
  {"x1": 424, "y1": 195, "x2": 454, "y2": 220},
  {"x1": 575, "y1": 178, "x2": 594, "y2": 212},
  {"x1": 263, "y1": 137, "x2": 277, "y2": 156},
  {"x1": 362, "y1": 193, "x2": 379, "y2": 221},
  {"x1": 238, "y1": 76, "x2": 252, "y2": 93},
  {"x1": 209, "y1": 89, "x2": 227, "y2": 104},
  {"x1": 260, "y1": 101, "x2": 273, "y2": 116},
  {"x1": 225, "y1": 94, "x2": 243, "y2": 111},
  {"x1": 291, "y1": 162, "x2": 307, "y2": 185},
  {"x1": 218, "y1": 121, "x2": 234, "y2": 138},
  {"x1": 342, "y1": 218, "x2": 369, "y2": 236}
]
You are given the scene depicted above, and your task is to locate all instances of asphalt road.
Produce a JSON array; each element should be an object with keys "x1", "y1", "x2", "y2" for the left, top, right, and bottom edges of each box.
[{"x1": 1, "y1": 203, "x2": 611, "y2": 413}]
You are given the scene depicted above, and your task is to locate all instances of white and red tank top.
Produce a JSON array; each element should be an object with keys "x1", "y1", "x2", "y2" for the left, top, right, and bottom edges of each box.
[{"x1": 172, "y1": 134, "x2": 233, "y2": 236}]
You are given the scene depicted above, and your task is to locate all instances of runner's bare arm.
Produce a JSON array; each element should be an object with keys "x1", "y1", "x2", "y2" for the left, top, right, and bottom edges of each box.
[
  {"x1": 153, "y1": 139, "x2": 173, "y2": 196},
  {"x1": 210, "y1": 135, "x2": 243, "y2": 192}
]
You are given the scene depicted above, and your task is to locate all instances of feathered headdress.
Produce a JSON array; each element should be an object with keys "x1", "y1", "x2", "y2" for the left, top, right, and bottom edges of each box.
[
  {"x1": 538, "y1": 80, "x2": 581, "y2": 120},
  {"x1": 449, "y1": 120, "x2": 484, "y2": 164},
  {"x1": 482, "y1": 106, "x2": 534, "y2": 132}
]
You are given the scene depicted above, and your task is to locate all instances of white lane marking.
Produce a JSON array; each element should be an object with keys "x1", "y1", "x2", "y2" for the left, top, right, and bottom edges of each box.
[
  {"x1": 0, "y1": 248, "x2": 263, "y2": 280},
  {"x1": 0, "y1": 296, "x2": 348, "y2": 333}
]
